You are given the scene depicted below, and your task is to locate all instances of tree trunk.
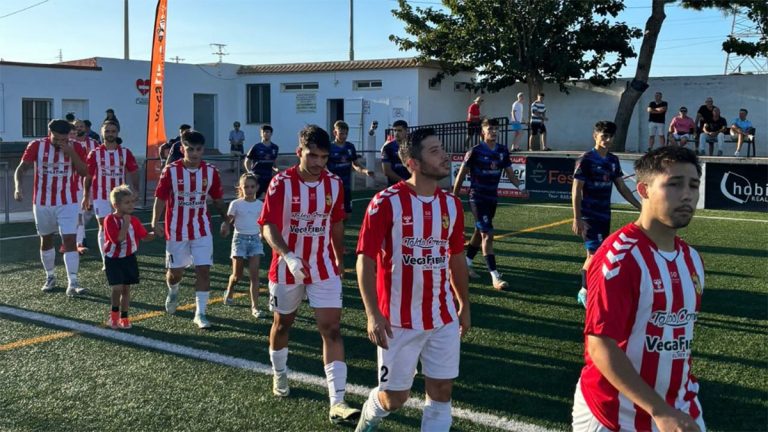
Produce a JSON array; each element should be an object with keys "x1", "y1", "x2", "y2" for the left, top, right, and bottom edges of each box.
[{"x1": 613, "y1": 0, "x2": 667, "y2": 152}]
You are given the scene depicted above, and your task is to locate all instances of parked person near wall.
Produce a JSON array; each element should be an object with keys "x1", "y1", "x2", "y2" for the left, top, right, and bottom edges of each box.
[
  {"x1": 464, "y1": 96, "x2": 483, "y2": 148},
  {"x1": 730, "y1": 108, "x2": 755, "y2": 157},
  {"x1": 646, "y1": 92, "x2": 668, "y2": 152},
  {"x1": 510, "y1": 92, "x2": 525, "y2": 152},
  {"x1": 229, "y1": 121, "x2": 245, "y2": 172},
  {"x1": 244, "y1": 124, "x2": 280, "y2": 198},
  {"x1": 529, "y1": 93, "x2": 551, "y2": 151},
  {"x1": 694, "y1": 97, "x2": 717, "y2": 155},
  {"x1": 699, "y1": 107, "x2": 728, "y2": 156},
  {"x1": 668, "y1": 107, "x2": 696, "y2": 147}
]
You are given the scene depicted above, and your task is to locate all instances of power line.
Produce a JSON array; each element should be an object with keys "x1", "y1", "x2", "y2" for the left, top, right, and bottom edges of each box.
[{"x1": 0, "y1": 0, "x2": 49, "y2": 19}]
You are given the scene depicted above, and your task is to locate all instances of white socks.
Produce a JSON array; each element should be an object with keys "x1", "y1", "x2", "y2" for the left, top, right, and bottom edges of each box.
[
  {"x1": 324, "y1": 361, "x2": 347, "y2": 405},
  {"x1": 97, "y1": 228, "x2": 106, "y2": 263},
  {"x1": 364, "y1": 387, "x2": 390, "y2": 419},
  {"x1": 195, "y1": 291, "x2": 209, "y2": 316},
  {"x1": 490, "y1": 270, "x2": 501, "y2": 280},
  {"x1": 63, "y1": 251, "x2": 79, "y2": 285},
  {"x1": 270, "y1": 347, "x2": 288, "y2": 373},
  {"x1": 41, "y1": 249, "x2": 55, "y2": 277},
  {"x1": 421, "y1": 398, "x2": 452, "y2": 431}
]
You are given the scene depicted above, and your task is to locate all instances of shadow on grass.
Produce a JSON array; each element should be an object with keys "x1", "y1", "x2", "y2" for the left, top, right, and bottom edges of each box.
[
  {"x1": 700, "y1": 287, "x2": 768, "y2": 321},
  {"x1": 697, "y1": 378, "x2": 768, "y2": 431}
]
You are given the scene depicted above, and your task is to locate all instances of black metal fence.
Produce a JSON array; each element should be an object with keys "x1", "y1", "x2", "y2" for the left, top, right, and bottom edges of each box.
[{"x1": 384, "y1": 117, "x2": 520, "y2": 154}]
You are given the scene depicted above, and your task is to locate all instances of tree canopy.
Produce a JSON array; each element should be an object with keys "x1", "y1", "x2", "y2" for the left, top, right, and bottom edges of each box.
[{"x1": 681, "y1": 0, "x2": 767, "y2": 57}]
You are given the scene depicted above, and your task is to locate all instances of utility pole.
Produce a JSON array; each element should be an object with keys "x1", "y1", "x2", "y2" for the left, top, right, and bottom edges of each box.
[
  {"x1": 170, "y1": 56, "x2": 185, "y2": 64},
  {"x1": 349, "y1": 0, "x2": 354, "y2": 61},
  {"x1": 210, "y1": 43, "x2": 228, "y2": 64},
  {"x1": 57, "y1": 49, "x2": 63, "y2": 63},
  {"x1": 124, "y1": 0, "x2": 129, "y2": 60},
  {"x1": 724, "y1": 7, "x2": 767, "y2": 74}
]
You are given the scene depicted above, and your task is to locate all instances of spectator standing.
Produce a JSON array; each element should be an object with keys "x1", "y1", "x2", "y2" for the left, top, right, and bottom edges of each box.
[
  {"x1": 228, "y1": 121, "x2": 245, "y2": 172},
  {"x1": 529, "y1": 93, "x2": 551, "y2": 151},
  {"x1": 510, "y1": 92, "x2": 525, "y2": 152},
  {"x1": 646, "y1": 92, "x2": 668, "y2": 151},
  {"x1": 464, "y1": 96, "x2": 483, "y2": 148}
]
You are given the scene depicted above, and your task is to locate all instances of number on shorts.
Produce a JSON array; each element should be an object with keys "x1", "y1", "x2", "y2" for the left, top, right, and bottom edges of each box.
[
  {"x1": 270, "y1": 294, "x2": 278, "y2": 308},
  {"x1": 379, "y1": 365, "x2": 389, "y2": 383}
]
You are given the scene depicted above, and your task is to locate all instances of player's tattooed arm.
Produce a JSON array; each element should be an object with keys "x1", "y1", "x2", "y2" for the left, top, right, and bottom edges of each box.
[{"x1": 13, "y1": 161, "x2": 32, "y2": 201}]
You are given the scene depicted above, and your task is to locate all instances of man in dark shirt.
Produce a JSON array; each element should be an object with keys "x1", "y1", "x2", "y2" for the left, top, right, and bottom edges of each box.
[
  {"x1": 694, "y1": 97, "x2": 717, "y2": 155},
  {"x1": 160, "y1": 124, "x2": 191, "y2": 166},
  {"x1": 699, "y1": 107, "x2": 728, "y2": 156},
  {"x1": 244, "y1": 125, "x2": 279, "y2": 197},
  {"x1": 327, "y1": 121, "x2": 374, "y2": 217},
  {"x1": 646, "y1": 92, "x2": 668, "y2": 152},
  {"x1": 380, "y1": 120, "x2": 411, "y2": 186}
]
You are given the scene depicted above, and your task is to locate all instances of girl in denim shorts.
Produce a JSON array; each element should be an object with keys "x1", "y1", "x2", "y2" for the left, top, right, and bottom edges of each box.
[{"x1": 221, "y1": 173, "x2": 265, "y2": 318}]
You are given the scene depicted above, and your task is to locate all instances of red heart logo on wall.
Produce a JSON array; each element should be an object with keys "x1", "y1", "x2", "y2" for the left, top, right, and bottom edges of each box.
[{"x1": 136, "y1": 79, "x2": 150, "y2": 96}]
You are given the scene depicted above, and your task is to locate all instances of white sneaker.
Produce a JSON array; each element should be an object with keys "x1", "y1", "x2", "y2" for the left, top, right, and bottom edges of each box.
[
  {"x1": 41, "y1": 276, "x2": 56, "y2": 292},
  {"x1": 165, "y1": 289, "x2": 179, "y2": 314},
  {"x1": 222, "y1": 294, "x2": 234, "y2": 306},
  {"x1": 66, "y1": 285, "x2": 77, "y2": 297},
  {"x1": 734, "y1": 151, "x2": 741, "y2": 157},
  {"x1": 66, "y1": 282, "x2": 86, "y2": 296},
  {"x1": 577, "y1": 287, "x2": 588, "y2": 308},
  {"x1": 355, "y1": 401, "x2": 383, "y2": 432},
  {"x1": 273, "y1": 370, "x2": 290, "y2": 397},
  {"x1": 492, "y1": 275, "x2": 509, "y2": 290},
  {"x1": 193, "y1": 314, "x2": 211, "y2": 329},
  {"x1": 251, "y1": 308, "x2": 263, "y2": 319},
  {"x1": 329, "y1": 401, "x2": 361, "y2": 425}
]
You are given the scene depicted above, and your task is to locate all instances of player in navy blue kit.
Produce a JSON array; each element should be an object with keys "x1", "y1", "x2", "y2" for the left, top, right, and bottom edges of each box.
[
  {"x1": 328, "y1": 121, "x2": 374, "y2": 218},
  {"x1": 244, "y1": 125, "x2": 280, "y2": 198},
  {"x1": 572, "y1": 121, "x2": 642, "y2": 306},
  {"x1": 452, "y1": 118, "x2": 521, "y2": 290},
  {"x1": 380, "y1": 120, "x2": 411, "y2": 186}
]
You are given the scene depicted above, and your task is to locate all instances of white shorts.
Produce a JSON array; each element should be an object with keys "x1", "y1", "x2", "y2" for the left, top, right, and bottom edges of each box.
[
  {"x1": 648, "y1": 122, "x2": 665, "y2": 137},
  {"x1": 268, "y1": 276, "x2": 342, "y2": 314},
  {"x1": 34, "y1": 204, "x2": 79, "y2": 236},
  {"x1": 165, "y1": 236, "x2": 214, "y2": 268},
  {"x1": 672, "y1": 133, "x2": 692, "y2": 141},
  {"x1": 572, "y1": 380, "x2": 706, "y2": 432},
  {"x1": 93, "y1": 199, "x2": 113, "y2": 218},
  {"x1": 377, "y1": 320, "x2": 460, "y2": 391}
]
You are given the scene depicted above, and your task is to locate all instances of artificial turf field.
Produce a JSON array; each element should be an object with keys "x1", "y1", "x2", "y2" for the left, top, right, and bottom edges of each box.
[{"x1": 0, "y1": 195, "x2": 766, "y2": 432}]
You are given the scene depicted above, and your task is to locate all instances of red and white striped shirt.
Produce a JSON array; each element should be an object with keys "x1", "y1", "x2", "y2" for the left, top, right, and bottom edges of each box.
[
  {"x1": 87, "y1": 145, "x2": 139, "y2": 201},
  {"x1": 74, "y1": 137, "x2": 100, "y2": 191},
  {"x1": 580, "y1": 223, "x2": 705, "y2": 431},
  {"x1": 258, "y1": 166, "x2": 345, "y2": 284},
  {"x1": 103, "y1": 213, "x2": 148, "y2": 258},
  {"x1": 357, "y1": 182, "x2": 464, "y2": 330},
  {"x1": 21, "y1": 137, "x2": 86, "y2": 206},
  {"x1": 154, "y1": 160, "x2": 223, "y2": 241}
]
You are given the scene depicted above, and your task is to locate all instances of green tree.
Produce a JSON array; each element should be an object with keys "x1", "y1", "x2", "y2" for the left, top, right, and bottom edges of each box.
[
  {"x1": 390, "y1": 0, "x2": 641, "y2": 108},
  {"x1": 682, "y1": 0, "x2": 767, "y2": 57}
]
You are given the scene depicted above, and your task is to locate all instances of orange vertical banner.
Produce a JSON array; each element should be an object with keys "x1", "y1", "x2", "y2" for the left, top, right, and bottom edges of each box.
[{"x1": 145, "y1": 0, "x2": 168, "y2": 182}]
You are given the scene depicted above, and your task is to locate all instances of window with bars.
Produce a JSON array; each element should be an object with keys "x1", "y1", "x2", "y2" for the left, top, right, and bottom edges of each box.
[
  {"x1": 246, "y1": 84, "x2": 271, "y2": 124},
  {"x1": 22, "y1": 99, "x2": 52, "y2": 137},
  {"x1": 281, "y1": 82, "x2": 319, "y2": 92},
  {"x1": 353, "y1": 80, "x2": 382, "y2": 90}
]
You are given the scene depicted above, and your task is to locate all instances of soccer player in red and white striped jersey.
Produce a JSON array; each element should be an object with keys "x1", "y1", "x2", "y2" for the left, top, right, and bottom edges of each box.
[
  {"x1": 83, "y1": 120, "x2": 139, "y2": 264},
  {"x1": 258, "y1": 125, "x2": 360, "y2": 424},
  {"x1": 151, "y1": 130, "x2": 227, "y2": 330},
  {"x1": 14, "y1": 119, "x2": 88, "y2": 296},
  {"x1": 355, "y1": 128, "x2": 471, "y2": 432},
  {"x1": 573, "y1": 146, "x2": 705, "y2": 432}
]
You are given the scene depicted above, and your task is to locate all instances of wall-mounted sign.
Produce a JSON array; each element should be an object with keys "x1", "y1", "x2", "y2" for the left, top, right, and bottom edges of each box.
[
  {"x1": 136, "y1": 78, "x2": 150, "y2": 96},
  {"x1": 296, "y1": 93, "x2": 316, "y2": 113}
]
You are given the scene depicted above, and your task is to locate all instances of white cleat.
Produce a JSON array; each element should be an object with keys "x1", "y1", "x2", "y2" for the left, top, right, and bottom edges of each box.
[
  {"x1": 41, "y1": 276, "x2": 56, "y2": 293},
  {"x1": 492, "y1": 276, "x2": 509, "y2": 291},
  {"x1": 355, "y1": 401, "x2": 383, "y2": 432},
  {"x1": 329, "y1": 401, "x2": 361, "y2": 425},
  {"x1": 193, "y1": 314, "x2": 211, "y2": 329},
  {"x1": 66, "y1": 282, "x2": 86, "y2": 296},
  {"x1": 272, "y1": 370, "x2": 290, "y2": 397}
]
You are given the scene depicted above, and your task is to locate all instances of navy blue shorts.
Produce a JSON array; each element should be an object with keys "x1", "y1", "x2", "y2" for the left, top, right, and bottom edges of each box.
[
  {"x1": 343, "y1": 185, "x2": 352, "y2": 213},
  {"x1": 257, "y1": 177, "x2": 271, "y2": 198},
  {"x1": 470, "y1": 198, "x2": 497, "y2": 233},
  {"x1": 583, "y1": 218, "x2": 610, "y2": 253},
  {"x1": 530, "y1": 122, "x2": 547, "y2": 135}
]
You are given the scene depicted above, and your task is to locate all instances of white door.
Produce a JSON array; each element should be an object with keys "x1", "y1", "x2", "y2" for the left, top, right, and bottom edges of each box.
[
  {"x1": 61, "y1": 99, "x2": 88, "y2": 121},
  {"x1": 343, "y1": 97, "x2": 363, "y2": 149}
]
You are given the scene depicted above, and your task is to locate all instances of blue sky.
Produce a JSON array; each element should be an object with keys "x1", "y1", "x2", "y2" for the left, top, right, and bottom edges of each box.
[{"x1": 0, "y1": 0, "x2": 744, "y2": 77}]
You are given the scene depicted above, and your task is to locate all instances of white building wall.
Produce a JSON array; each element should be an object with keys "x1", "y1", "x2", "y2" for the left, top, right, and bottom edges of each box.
[{"x1": 417, "y1": 69, "x2": 481, "y2": 126}]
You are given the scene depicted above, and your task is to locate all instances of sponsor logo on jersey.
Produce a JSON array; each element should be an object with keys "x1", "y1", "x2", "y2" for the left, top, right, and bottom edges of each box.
[
  {"x1": 292, "y1": 211, "x2": 329, "y2": 221},
  {"x1": 402, "y1": 254, "x2": 448, "y2": 269},
  {"x1": 289, "y1": 225, "x2": 327, "y2": 235},
  {"x1": 402, "y1": 215, "x2": 413, "y2": 225},
  {"x1": 649, "y1": 309, "x2": 699, "y2": 328},
  {"x1": 645, "y1": 335, "x2": 692, "y2": 359},
  {"x1": 653, "y1": 278, "x2": 664, "y2": 293},
  {"x1": 692, "y1": 273, "x2": 702, "y2": 294},
  {"x1": 402, "y1": 236, "x2": 448, "y2": 249}
]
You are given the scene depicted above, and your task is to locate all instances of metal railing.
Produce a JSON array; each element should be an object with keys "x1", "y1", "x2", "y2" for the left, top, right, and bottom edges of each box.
[{"x1": 384, "y1": 117, "x2": 523, "y2": 153}]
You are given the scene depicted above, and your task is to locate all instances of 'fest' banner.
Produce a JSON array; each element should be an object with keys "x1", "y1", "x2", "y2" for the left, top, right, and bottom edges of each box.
[{"x1": 145, "y1": 0, "x2": 168, "y2": 182}]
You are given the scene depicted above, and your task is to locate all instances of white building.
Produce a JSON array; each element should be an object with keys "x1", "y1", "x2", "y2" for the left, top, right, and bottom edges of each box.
[{"x1": 1, "y1": 57, "x2": 765, "y2": 156}]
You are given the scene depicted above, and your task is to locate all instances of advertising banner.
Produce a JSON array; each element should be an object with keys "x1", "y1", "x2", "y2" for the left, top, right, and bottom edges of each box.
[
  {"x1": 450, "y1": 154, "x2": 527, "y2": 198},
  {"x1": 525, "y1": 157, "x2": 576, "y2": 202},
  {"x1": 705, "y1": 163, "x2": 768, "y2": 212},
  {"x1": 145, "y1": 0, "x2": 168, "y2": 182}
]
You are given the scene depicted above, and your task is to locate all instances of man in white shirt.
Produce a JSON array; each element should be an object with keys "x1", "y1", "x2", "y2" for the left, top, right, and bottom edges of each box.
[{"x1": 510, "y1": 92, "x2": 525, "y2": 152}]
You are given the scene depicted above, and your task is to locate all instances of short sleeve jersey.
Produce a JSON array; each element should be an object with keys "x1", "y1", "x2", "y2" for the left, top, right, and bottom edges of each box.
[
  {"x1": 467, "y1": 102, "x2": 481, "y2": 122},
  {"x1": 669, "y1": 116, "x2": 696, "y2": 134},
  {"x1": 696, "y1": 105, "x2": 715, "y2": 126},
  {"x1": 703, "y1": 117, "x2": 727, "y2": 134},
  {"x1": 511, "y1": 101, "x2": 524, "y2": 123},
  {"x1": 573, "y1": 149, "x2": 623, "y2": 222},
  {"x1": 357, "y1": 182, "x2": 464, "y2": 330},
  {"x1": 731, "y1": 117, "x2": 753, "y2": 131},
  {"x1": 531, "y1": 101, "x2": 546, "y2": 123},
  {"x1": 154, "y1": 160, "x2": 223, "y2": 241},
  {"x1": 579, "y1": 223, "x2": 704, "y2": 431},
  {"x1": 258, "y1": 166, "x2": 345, "y2": 284},
  {"x1": 327, "y1": 141, "x2": 359, "y2": 188},
  {"x1": 463, "y1": 142, "x2": 512, "y2": 202},
  {"x1": 648, "y1": 101, "x2": 668, "y2": 123},
  {"x1": 103, "y1": 214, "x2": 148, "y2": 258},
  {"x1": 246, "y1": 142, "x2": 280, "y2": 180},
  {"x1": 21, "y1": 137, "x2": 87, "y2": 206},
  {"x1": 380, "y1": 140, "x2": 411, "y2": 185},
  {"x1": 87, "y1": 145, "x2": 139, "y2": 201}
]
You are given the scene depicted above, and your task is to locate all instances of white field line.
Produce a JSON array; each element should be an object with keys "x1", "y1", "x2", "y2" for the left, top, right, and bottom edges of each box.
[
  {"x1": 2, "y1": 197, "x2": 762, "y2": 242},
  {"x1": 0, "y1": 305, "x2": 554, "y2": 432}
]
